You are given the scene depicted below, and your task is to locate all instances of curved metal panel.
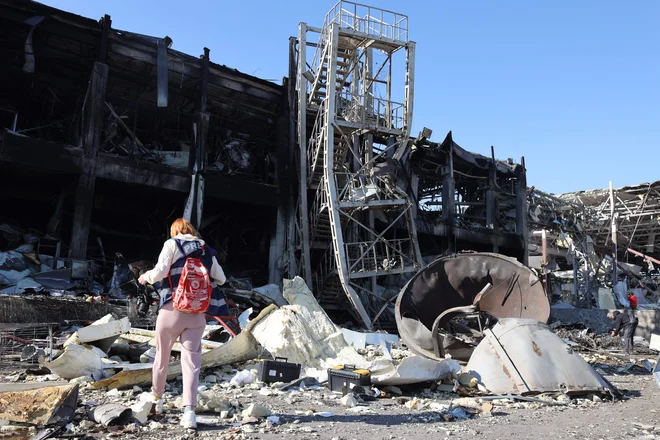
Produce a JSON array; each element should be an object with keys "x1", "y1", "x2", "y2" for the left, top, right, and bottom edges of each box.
[
  {"x1": 395, "y1": 253, "x2": 549, "y2": 361},
  {"x1": 466, "y1": 319, "x2": 612, "y2": 395}
]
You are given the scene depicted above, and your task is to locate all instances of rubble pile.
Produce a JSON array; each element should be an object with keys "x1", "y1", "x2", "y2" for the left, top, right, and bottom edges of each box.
[
  {"x1": 527, "y1": 186, "x2": 660, "y2": 309},
  {"x1": 1, "y1": 277, "x2": 648, "y2": 439}
]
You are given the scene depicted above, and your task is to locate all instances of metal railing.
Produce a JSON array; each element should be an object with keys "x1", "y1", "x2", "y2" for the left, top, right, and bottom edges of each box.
[
  {"x1": 337, "y1": 90, "x2": 405, "y2": 129},
  {"x1": 306, "y1": 99, "x2": 327, "y2": 184},
  {"x1": 324, "y1": 1, "x2": 409, "y2": 42},
  {"x1": 346, "y1": 238, "x2": 416, "y2": 274},
  {"x1": 334, "y1": 172, "x2": 406, "y2": 204},
  {"x1": 310, "y1": 183, "x2": 329, "y2": 243}
]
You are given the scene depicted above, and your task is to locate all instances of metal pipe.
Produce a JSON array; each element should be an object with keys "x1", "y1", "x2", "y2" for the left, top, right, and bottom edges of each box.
[{"x1": 610, "y1": 181, "x2": 618, "y2": 283}]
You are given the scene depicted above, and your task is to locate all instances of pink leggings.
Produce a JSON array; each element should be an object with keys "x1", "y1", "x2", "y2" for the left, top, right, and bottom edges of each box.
[{"x1": 152, "y1": 302, "x2": 206, "y2": 406}]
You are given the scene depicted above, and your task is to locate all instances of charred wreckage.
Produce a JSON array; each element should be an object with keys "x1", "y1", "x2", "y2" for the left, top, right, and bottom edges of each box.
[
  {"x1": 0, "y1": 0, "x2": 657, "y2": 397},
  {"x1": 0, "y1": 1, "x2": 535, "y2": 328}
]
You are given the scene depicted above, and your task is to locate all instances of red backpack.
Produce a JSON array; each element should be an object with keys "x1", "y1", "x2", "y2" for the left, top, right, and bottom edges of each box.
[{"x1": 169, "y1": 241, "x2": 212, "y2": 314}]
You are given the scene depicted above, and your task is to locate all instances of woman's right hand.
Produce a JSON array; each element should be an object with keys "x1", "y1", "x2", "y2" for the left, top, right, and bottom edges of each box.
[{"x1": 138, "y1": 274, "x2": 148, "y2": 285}]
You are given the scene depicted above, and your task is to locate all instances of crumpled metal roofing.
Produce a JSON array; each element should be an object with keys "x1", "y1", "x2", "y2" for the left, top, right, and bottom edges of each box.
[{"x1": 467, "y1": 318, "x2": 614, "y2": 396}]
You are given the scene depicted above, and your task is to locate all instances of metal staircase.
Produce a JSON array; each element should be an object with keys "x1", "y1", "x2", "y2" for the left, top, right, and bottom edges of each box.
[{"x1": 294, "y1": 2, "x2": 423, "y2": 329}]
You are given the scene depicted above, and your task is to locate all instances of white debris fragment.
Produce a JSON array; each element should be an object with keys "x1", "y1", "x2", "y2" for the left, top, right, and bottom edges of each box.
[
  {"x1": 241, "y1": 403, "x2": 271, "y2": 419},
  {"x1": 42, "y1": 344, "x2": 104, "y2": 380},
  {"x1": 347, "y1": 406, "x2": 373, "y2": 413},
  {"x1": 69, "y1": 376, "x2": 93, "y2": 385},
  {"x1": 230, "y1": 369, "x2": 255, "y2": 386},
  {"x1": 130, "y1": 400, "x2": 152, "y2": 424},
  {"x1": 314, "y1": 412, "x2": 336, "y2": 417},
  {"x1": 259, "y1": 388, "x2": 275, "y2": 396},
  {"x1": 250, "y1": 277, "x2": 352, "y2": 367},
  {"x1": 148, "y1": 421, "x2": 163, "y2": 430},
  {"x1": 238, "y1": 307, "x2": 253, "y2": 330},
  {"x1": 340, "y1": 394, "x2": 357, "y2": 408}
]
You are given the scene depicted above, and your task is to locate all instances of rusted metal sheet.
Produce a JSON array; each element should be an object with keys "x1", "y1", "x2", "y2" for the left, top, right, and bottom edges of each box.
[
  {"x1": 395, "y1": 253, "x2": 549, "y2": 361},
  {"x1": 0, "y1": 384, "x2": 79, "y2": 425},
  {"x1": 467, "y1": 319, "x2": 612, "y2": 395}
]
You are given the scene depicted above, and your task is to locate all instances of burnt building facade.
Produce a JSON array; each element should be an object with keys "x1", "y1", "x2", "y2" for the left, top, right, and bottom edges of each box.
[
  {"x1": 0, "y1": 1, "x2": 530, "y2": 328},
  {"x1": 0, "y1": 1, "x2": 290, "y2": 287}
]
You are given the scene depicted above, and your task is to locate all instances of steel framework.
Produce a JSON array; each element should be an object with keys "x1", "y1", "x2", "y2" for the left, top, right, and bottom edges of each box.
[{"x1": 292, "y1": 1, "x2": 423, "y2": 329}]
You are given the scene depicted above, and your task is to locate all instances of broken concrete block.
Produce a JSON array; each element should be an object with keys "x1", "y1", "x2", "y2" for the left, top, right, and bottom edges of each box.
[
  {"x1": 241, "y1": 403, "x2": 271, "y2": 419},
  {"x1": 130, "y1": 400, "x2": 152, "y2": 424},
  {"x1": 42, "y1": 344, "x2": 104, "y2": 380},
  {"x1": 197, "y1": 391, "x2": 232, "y2": 413},
  {"x1": 69, "y1": 376, "x2": 93, "y2": 386},
  {"x1": 0, "y1": 384, "x2": 79, "y2": 425}
]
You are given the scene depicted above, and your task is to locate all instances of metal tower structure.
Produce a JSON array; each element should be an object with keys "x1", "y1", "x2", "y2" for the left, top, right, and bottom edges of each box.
[{"x1": 293, "y1": 2, "x2": 423, "y2": 329}]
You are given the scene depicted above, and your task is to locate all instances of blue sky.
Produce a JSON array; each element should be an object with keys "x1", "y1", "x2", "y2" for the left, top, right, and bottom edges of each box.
[{"x1": 42, "y1": 0, "x2": 659, "y2": 194}]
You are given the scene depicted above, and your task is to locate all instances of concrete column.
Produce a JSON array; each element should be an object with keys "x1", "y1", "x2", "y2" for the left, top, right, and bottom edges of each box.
[{"x1": 69, "y1": 62, "x2": 108, "y2": 259}]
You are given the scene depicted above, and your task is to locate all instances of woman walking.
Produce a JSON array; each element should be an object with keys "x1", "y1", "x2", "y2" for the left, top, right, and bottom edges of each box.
[{"x1": 138, "y1": 218, "x2": 227, "y2": 429}]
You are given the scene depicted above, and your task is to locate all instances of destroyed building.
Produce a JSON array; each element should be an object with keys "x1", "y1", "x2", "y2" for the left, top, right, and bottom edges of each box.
[
  {"x1": 2, "y1": 0, "x2": 654, "y2": 334},
  {"x1": 528, "y1": 181, "x2": 660, "y2": 310},
  {"x1": 0, "y1": 0, "x2": 289, "y2": 297},
  {"x1": 0, "y1": 3, "x2": 657, "y2": 438},
  {"x1": 288, "y1": 3, "x2": 529, "y2": 330}
]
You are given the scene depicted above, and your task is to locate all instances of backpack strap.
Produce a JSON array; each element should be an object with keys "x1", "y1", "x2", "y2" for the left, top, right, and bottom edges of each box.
[
  {"x1": 168, "y1": 239, "x2": 205, "y2": 289},
  {"x1": 173, "y1": 238, "x2": 187, "y2": 257},
  {"x1": 168, "y1": 239, "x2": 188, "y2": 289}
]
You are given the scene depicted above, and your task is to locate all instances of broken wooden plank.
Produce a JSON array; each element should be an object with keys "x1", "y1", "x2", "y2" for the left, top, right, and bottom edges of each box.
[{"x1": 0, "y1": 384, "x2": 79, "y2": 425}]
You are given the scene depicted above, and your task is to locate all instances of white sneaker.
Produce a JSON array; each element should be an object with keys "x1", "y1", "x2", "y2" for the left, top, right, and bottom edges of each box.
[{"x1": 180, "y1": 410, "x2": 197, "y2": 429}]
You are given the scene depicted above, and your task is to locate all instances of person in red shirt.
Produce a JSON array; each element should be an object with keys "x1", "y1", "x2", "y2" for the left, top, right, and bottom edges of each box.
[{"x1": 627, "y1": 291, "x2": 638, "y2": 310}]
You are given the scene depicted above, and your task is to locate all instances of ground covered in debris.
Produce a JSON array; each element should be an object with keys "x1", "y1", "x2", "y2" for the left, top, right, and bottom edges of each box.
[
  {"x1": 2, "y1": 277, "x2": 659, "y2": 440},
  {"x1": 1, "y1": 354, "x2": 658, "y2": 440}
]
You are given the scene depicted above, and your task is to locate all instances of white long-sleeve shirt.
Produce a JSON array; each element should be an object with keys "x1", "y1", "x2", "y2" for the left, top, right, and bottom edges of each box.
[{"x1": 142, "y1": 234, "x2": 226, "y2": 285}]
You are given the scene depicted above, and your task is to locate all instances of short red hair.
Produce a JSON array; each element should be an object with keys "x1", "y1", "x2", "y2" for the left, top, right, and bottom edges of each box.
[{"x1": 170, "y1": 218, "x2": 198, "y2": 238}]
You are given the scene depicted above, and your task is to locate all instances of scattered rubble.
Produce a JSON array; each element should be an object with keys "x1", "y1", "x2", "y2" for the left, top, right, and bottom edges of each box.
[{"x1": 1, "y1": 275, "x2": 653, "y2": 439}]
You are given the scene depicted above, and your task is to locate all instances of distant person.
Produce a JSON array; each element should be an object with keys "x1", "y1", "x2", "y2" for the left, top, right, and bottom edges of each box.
[
  {"x1": 627, "y1": 291, "x2": 638, "y2": 310},
  {"x1": 139, "y1": 218, "x2": 227, "y2": 429},
  {"x1": 607, "y1": 310, "x2": 638, "y2": 354}
]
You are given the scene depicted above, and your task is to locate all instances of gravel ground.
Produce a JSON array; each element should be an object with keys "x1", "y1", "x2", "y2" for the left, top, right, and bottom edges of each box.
[{"x1": 36, "y1": 354, "x2": 658, "y2": 440}]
